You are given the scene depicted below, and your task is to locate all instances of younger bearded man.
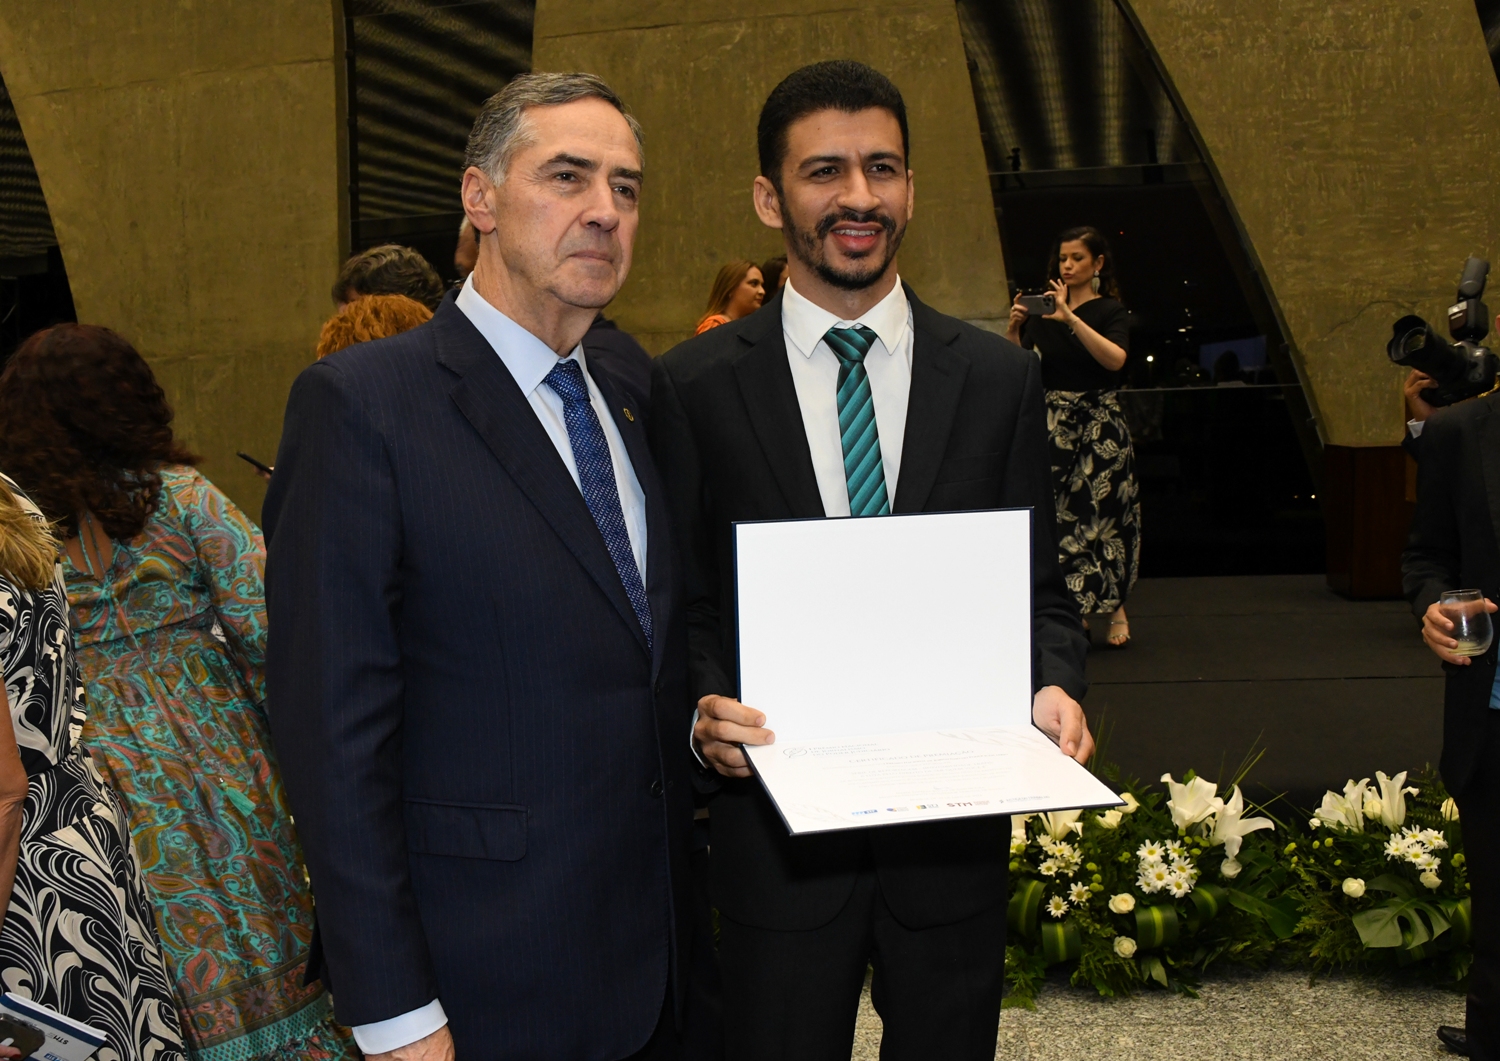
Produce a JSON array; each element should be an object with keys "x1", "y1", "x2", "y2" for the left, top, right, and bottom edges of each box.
[{"x1": 649, "y1": 61, "x2": 1092, "y2": 1061}]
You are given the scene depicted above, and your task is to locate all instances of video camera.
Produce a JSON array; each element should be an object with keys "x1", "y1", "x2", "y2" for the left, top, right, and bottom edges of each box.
[{"x1": 1387, "y1": 256, "x2": 1499, "y2": 406}]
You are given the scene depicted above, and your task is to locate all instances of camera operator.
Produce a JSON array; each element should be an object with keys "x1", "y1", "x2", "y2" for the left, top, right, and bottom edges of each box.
[
  {"x1": 1005, "y1": 225, "x2": 1139, "y2": 648},
  {"x1": 1403, "y1": 376, "x2": 1500, "y2": 1060}
]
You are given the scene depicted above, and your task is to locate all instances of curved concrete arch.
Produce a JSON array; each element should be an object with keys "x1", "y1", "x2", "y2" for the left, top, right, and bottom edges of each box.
[
  {"x1": 0, "y1": 1, "x2": 345, "y2": 512},
  {"x1": 1121, "y1": 0, "x2": 1500, "y2": 446}
]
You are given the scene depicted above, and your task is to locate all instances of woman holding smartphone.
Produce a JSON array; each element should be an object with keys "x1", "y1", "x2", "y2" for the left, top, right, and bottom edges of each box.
[{"x1": 1007, "y1": 225, "x2": 1140, "y2": 646}]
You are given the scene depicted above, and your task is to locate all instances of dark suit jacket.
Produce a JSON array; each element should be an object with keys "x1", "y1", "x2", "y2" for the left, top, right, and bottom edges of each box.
[
  {"x1": 647, "y1": 284, "x2": 1088, "y2": 932},
  {"x1": 586, "y1": 315, "x2": 652, "y2": 418},
  {"x1": 1403, "y1": 391, "x2": 1500, "y2": 796},
  {"x1": 263, "y1": 295, "x2": 695, "y2": 1059}
]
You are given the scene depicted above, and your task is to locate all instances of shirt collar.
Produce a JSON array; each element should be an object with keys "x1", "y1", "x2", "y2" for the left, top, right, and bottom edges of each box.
[
  {"x1": 455, "y1": 275, "x2": 585, "y2": 393},
  {"x1": 781, "y1": 275, "x2": 909, "y2": 360}
]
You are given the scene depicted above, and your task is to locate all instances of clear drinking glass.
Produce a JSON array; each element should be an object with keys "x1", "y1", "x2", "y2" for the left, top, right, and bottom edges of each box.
[{"x1": 1440, "y1": 589, "x2": 1494, "y2": 657}]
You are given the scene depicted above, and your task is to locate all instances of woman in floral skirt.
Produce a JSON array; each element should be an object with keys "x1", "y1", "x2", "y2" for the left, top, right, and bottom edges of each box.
[
  {"x1": 1007, "y1": 225, "x2": 1141, "y2": 647},
  {"x1": 0, "y1": 325, "x2": 358, "y2": 1061}
]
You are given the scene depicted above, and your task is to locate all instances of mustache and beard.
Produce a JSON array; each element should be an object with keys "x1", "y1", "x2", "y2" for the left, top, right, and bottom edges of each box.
[{"x1": 783, "y1": 205, "x2": 906, "y2": 291}]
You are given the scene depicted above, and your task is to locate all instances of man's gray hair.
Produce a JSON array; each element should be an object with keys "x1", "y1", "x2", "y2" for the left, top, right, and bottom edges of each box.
[{"x1": 464, "y1": 71, "x2": 643, "y2": 184}]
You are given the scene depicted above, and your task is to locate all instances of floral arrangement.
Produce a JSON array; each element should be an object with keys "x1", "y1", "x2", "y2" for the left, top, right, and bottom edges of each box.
[{"x1": 1004, "y1": 761, "x2": 1469, "y2": 1006}]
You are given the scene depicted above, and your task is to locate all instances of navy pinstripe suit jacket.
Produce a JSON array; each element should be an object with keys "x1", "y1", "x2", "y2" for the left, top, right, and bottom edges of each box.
[{"x1": 263, "y1": 294, "x2": 694, "y2": 1059}]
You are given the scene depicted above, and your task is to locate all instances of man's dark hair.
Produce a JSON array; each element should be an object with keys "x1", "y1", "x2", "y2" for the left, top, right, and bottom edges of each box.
[
  {"x1": 757, "y1": 60, "x2": 910, "y2": 190},
  {"x1": 333, "y1": 244, "x2": 445, "y2": 311}
]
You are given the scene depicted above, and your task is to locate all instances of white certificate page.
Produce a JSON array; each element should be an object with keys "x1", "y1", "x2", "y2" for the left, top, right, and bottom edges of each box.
[{"x1": 735, "y1": 510, "x2": 1121, "y2": 834}]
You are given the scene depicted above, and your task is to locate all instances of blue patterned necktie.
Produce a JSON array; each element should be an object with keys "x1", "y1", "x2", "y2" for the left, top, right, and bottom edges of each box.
[
  {"x1": 824, "y1": 325, "x2": 890, "y2": 517},
  {"x1": 542, "y1": 358, "x2": 653, "y2": 648}
]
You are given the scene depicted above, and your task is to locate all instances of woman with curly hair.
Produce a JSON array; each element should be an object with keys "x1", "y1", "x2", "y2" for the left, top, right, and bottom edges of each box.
[
  {"x1": 0, "y1": 325, "x2": 358, "y2": 1061},
  {"x1": 315, "y1": 291, "x2": 432, "y2": 358}
]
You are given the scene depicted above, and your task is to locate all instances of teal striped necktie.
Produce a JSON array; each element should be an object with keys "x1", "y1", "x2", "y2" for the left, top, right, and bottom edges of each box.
[{"x1": 824, "y1": 325, "x2": 890, "y2": 517}]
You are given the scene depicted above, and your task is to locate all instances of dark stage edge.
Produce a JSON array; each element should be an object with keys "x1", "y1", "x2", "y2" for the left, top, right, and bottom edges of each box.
[{"x1": 1081, "y1": 575, "x2": 1444, "y2": 815}]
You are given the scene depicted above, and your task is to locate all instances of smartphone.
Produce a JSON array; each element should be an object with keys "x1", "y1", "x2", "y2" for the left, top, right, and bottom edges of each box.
[
  {"x1": 236, "y1": 451, "x2": 273, "y2": 476},
  {"x1": 1019, "y1": 293, "x2": 1056, "y2": 316},
  {"x1": 0, "y1": 1015, "x2": 47, "y2": 1057}
]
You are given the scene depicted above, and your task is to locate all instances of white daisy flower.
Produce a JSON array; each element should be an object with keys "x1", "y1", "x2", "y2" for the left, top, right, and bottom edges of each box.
[
  {"x1": 1165, "y1": 840, "x2": 1186, "y2": 859},
  {"x1": 1415, "y1": 853, "x2": 1441, "y2": 872},
  {"x1": 1138, "y1": 863, "x2": 1171, "y2": 894},
  {"x1": 1166, "y1": 873, "x2": 1192, "y2": 899},
  {"x1": 1039, "y1": 859, "x2": 1060, "y2": 877},
  {"x1": 1419, "y1": 829, "x2": 1448, "y2": 850},
  {"x1": 1047, "y1": 896, "x2": 1069, "y2": 919},
  {"x1": 1069, "y1": 883, "x2": 1092, "y2": 904},
  {"x1": 1137, "y1": 840, "x2": 1165, "y2": 862},
  {"x1": 1383, "y1": 836, "x2": 1410, "y2": 861},
  {"x1": 1009, "y1": 838, "x2": 1027, "y2": 856}
]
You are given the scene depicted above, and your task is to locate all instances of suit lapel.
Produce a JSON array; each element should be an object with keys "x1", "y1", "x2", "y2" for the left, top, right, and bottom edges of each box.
[
  {"x1": 432, "y1": 303, "x2": 649, "y2": 658},
  {"x1": 1478, "y1": 398, "x2": 1500, "y2": 557},
  {"x1": 893, "y1": 288, "x2": 971, "y2": 514},
  {"x1": 595, "y1": 370, "x2": 669, "y2": 679},
  {"x1": 731, "y1": 297, "x2": 826, "y2": 517}
]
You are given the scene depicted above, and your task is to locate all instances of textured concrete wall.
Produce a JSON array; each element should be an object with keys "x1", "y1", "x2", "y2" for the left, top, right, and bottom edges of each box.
[
  {"x1": 0, "y1": 2, "x2": 343, "y2": 515},
  {"x1": 533, "y1": 0, "x2": 1008, "y2": 354},
  {"x1": 1122, "y1": 0, "x2": 1500, "y2": 446}
]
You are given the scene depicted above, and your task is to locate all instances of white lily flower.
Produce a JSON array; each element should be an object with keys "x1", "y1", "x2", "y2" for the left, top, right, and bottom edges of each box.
[
  {"x1": 1160, "y1": 773, "x2": 1224, "y2": 833},
  {"x1": 1316, "y1": 778, "x2": 1369, "y2": 832},
  {"x1": 1362, "y1": 794, "x2": 1384, "y2": 821},
  {"x1": 1119, "y1": 792, "x2": 1141, "y2": 814},
  {"x1": 1039, "y1": 809, "x2": 1084, "y2": 840},
  {"x1": 1096, "y1": 810, "x2": 1124, "y2": 829},
  {"x1": 1208, "y1": 785, "x2": 1275, "y2": 860},
  {"x1": 1011, "y1": 814, "x2": 1032, "y2": 842},
  {"x1": 1441, "y1": 797, "x2": 1460, "y2": 822},
  {"x1": 1372, "y1": 771, "x2": 1419, "y2": 830}
]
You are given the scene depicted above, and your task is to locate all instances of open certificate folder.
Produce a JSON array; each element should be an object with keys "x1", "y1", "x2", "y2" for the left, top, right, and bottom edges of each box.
[{"x1": 735, "y1": 509, "x2": 1122, "y2": 835}]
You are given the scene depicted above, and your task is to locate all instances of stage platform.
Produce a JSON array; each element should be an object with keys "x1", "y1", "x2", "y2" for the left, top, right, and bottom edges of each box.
[{"x1": 1078, "y1": 574, "x2": 1445, "y2": 815}]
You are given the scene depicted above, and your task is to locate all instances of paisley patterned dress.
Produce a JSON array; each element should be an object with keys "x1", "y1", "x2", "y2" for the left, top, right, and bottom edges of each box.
[
  {"x1": 0, "y1": 473, "x2": 185, "y2": 1061},
  {"x1": 63, "y1": 466, "x2": 358, "y2": 1061}
]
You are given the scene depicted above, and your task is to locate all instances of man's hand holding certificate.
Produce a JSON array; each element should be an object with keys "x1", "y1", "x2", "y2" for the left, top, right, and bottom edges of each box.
[{"x1": 704, "y1": 509, "x2": 1120, "y2": 834}]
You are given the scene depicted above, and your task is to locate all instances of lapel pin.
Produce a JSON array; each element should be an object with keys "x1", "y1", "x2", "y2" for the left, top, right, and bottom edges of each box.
[{"x1": 623, "y1": 408, "x2": 635, "y2": 422}]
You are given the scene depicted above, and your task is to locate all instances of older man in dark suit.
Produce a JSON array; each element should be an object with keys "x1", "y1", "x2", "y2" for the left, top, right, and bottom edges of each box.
[
  {"x1": 649, "y1": 61, "x2": 1092, "y2": 1061},
  {"x1": 264, "y1": 73, "x2": 700, "y2": 1061}
]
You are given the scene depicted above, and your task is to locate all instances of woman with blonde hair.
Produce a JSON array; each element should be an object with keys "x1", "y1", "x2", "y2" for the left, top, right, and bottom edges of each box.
[
  {"x1": 694, "y1": 259, "x2": 765, "y2": 334},
  {"x1": 0, "y1": 473, "x2": 186, "y2": 1061}
]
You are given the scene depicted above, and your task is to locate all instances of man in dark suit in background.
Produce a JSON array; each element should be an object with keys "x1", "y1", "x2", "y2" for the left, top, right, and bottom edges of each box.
[
  {"x1": 1404, "y1": 386, "x2": 1500, "y2": 1061},
  {"x1": 649, "y1": 61, "x2": 1092, "y2": 1061},
  {"x1": 264, "y1": 73, "x2": 700, "y2": 1061}
]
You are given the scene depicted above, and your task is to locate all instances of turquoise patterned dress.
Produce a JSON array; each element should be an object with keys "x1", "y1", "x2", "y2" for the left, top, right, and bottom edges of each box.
[{"x1": 63, "y1": 466, "x2": 358, "y2": 1061}]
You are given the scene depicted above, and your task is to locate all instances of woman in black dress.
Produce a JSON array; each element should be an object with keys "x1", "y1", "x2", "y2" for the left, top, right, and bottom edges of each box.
[
  {"x1": 0, "y1": 474, "x2": 185, "y2": 1061},
  {"x1": 1007, "y1": 225, "x2": 1141, "y2": 646}
]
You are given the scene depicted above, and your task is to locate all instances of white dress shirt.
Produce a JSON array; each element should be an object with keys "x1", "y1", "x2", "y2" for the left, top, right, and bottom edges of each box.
[
  {"x1": 781, "y1": 277, "x2": 914, "y2": 514},
  {"x1": 351, "y1": 279, "x2": 649, "y2": 1055},
  {"x1": 691, "y1": 277, "x2": 917, "y2": 766}
]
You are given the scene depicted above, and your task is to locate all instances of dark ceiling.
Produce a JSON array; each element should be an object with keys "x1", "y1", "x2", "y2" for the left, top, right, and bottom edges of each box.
[
  {"x1": 0, "y1": 73, "x2": 57, "y2": 267},
  {"x1": 956, "y1": 0, "x2": 1199, "y2": 175},
  {"x1": 347, "y1": 0, "x2": 533, "y2": 234}
]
